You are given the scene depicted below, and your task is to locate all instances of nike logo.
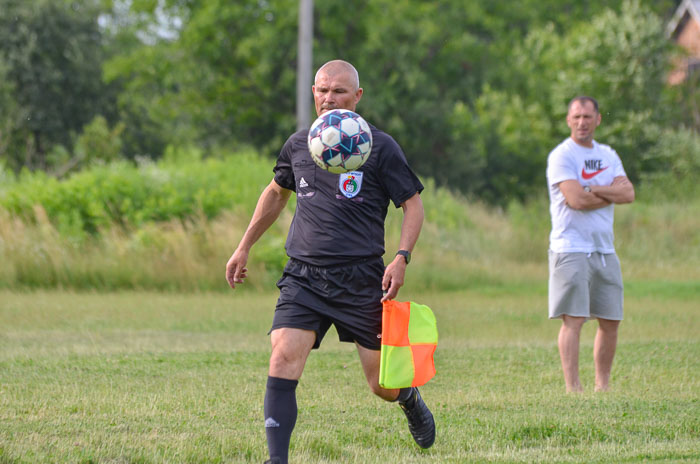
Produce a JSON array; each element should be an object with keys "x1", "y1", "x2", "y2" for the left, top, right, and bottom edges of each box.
[{"x1": 581, "y1": 166, "x2": 608, "y2": 179}]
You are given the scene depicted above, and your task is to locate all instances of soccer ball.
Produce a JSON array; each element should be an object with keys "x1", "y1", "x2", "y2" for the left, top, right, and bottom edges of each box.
[{"x1": 307, "y1": 109, "x2": 373, "y2": 174}]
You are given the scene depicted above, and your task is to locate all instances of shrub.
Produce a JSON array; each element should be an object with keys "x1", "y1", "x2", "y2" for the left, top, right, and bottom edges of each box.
[{"x1": 0, "y1": 149, "x2": 274, "y2": 237}]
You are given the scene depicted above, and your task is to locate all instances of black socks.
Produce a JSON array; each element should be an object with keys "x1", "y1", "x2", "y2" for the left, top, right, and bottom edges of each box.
[
  {"x1": 263, "y1": 379, "x2": 411, "y2": 462},
  {"x1": 395, "y1": 387, "x2": 414, "y2": 403},
  {"x1": 264, "y1": 376, "x2": 299, "y2": 464}
]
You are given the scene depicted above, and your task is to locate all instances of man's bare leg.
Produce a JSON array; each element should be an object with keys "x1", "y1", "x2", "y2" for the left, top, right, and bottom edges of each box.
[
  {"x1": 594, "y1": 318, "x2": 620, "y2": 392},
  {"x1": 559, "y1": 315, "x2": 586, "y2": 392}
]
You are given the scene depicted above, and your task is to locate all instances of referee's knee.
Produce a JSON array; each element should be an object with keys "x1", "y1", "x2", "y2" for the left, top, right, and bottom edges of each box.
[{"x1": 269, "y1": 349, "x2": 306, "y2": 380}]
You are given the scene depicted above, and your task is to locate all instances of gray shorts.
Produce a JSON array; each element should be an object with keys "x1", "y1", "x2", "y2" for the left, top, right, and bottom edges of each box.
[{"x1": 548, "y1": 251, "x2": 624, "y2": 320}]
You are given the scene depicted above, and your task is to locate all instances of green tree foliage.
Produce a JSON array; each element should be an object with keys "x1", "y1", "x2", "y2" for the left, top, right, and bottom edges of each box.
[
  {"x1": 75, "y1": 116, "x2": 125, "y2": 165},
  {"x1": 449, "y1": 89, "x2": 553, "y2": 204},
  {"x1": 3, "y1": 0, "x2": 692, "y2": 206},
  {"x1": 548, "y1": 0, "x2": 673, "y2": 181},
  {"x1": 0, "y1": 57, "x2": 19, "y2": 162},
  {"x1": 464, "y1": 0, "x2": 677, "y2": 201},
  {"x1": 670, "y1": 58, "x2": 700, "y2": 133},
  {"x1": 0, "y1": 0, "x2": 117, "y2": 171},
  {"x1": 336, "y1": 1, "x2": 487, "y2": 196},
  {"x1": 641, "y1": 127, "x2": 700, "y2": 198},
  {"x1": 104, "y1": 0, "x2": 298, "y2": 157},
  {"x1": 46, "y1": 116, "x2": 127, "y2": 179}
]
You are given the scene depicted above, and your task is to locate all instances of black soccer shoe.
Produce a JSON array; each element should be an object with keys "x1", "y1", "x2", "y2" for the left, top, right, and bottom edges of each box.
[
  {"x1": 263, "y1": 458, "x2": 281, "y2": 464},
  {"x1": 399, "y1": 387, "x2": 435, "y2": 449}
]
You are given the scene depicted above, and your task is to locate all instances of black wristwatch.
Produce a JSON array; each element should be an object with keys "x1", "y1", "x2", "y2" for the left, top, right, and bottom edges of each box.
[{"x1": 396, "y1": 250, "x2": 411, "y2": 264}]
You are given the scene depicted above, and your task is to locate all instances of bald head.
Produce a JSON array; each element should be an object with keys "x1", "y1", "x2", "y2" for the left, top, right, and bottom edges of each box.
[
  {"x1": 312, "y1": 60, "x2": 363, "y2": 115},
  {"x1": 314, "y1": 60, "x2": 360, "y2": 90}
]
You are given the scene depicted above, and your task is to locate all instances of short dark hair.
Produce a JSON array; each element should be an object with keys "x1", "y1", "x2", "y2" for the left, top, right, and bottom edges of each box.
[{"x1": 568, "y1": 96, "x2": 599, "y2": 113}]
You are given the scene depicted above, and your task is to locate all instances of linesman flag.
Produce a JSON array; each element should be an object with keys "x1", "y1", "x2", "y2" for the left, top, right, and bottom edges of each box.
[{"x1": 379, "y1": 300, "x2": 438, "y2": 389}]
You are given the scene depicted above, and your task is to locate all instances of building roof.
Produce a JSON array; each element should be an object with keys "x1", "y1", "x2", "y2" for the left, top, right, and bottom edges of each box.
[{"x1": 667, "y1": 0, "x2": 700, "y2": 37}]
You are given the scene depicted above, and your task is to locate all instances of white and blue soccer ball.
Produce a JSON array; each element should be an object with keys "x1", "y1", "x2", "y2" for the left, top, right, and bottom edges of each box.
[{"x1": 307, "y1": 109, "x2": 373, "y2": 174}]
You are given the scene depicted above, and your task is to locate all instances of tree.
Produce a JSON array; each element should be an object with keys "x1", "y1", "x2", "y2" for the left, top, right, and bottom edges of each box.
[
  {"x1": 0, "y1": 57, "x2": 20, "y2": 162},
  {"x1": 548, "y1": 0, "x2": 673, "y2": 181},
  {"x1": 314, "y1": 0, "x2": 489, "y2": 193},
  {"x1": 0, "y1": 0, "x2": 116, "y2": 171},
  {"x1": 104, "y1": 0, "x2": 299, "y2": 158},
  {"x1": 310, "y1": 0, "x2": 676, "y2": 202},
  {"x1": 97, "y1": 0, "x2": 685, "y2": 204},
  {"x1": 455, "y1": 0, "x2": 676, "y2": 203},
  {"x1": 448, "y1": 88, "x2": 553, "y2": 204}
]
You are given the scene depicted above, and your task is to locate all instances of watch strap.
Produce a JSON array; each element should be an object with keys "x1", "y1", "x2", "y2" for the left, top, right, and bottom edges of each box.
[{"x1": 396, "y1": 250, "x2": 411, "y2": 264}]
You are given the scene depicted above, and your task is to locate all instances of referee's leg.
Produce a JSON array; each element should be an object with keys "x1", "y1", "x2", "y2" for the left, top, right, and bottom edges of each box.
[
  {"x1": 356, "y1": 343, "x2": 436, "y2": 448},
  {"x1": 356, "y1": 344, "x2": 399, "y2": 400},
  {"x1": 264, "y1": 328, "x2": 315, "y2": 464}
]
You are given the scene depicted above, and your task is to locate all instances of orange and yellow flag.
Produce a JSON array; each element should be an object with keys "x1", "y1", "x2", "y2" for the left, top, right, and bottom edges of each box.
[{"x1": 379, "y1": 300, "x2": 438, "y2": 389}]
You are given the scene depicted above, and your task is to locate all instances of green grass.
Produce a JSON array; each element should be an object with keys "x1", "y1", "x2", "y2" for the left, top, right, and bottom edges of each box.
[{"x1": 1, "y1": 288, "x2": 698, "y2": 463}]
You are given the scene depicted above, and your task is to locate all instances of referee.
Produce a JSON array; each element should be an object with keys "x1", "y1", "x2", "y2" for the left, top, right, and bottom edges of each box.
[{"x1": 226, "y1": 60, "x2": 435, "y2": 464}]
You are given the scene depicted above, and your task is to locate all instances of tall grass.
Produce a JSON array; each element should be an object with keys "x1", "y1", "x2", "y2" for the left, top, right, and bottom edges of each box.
[{"x1": 1, "y1": 152, "x2": 698, "y2": 291}]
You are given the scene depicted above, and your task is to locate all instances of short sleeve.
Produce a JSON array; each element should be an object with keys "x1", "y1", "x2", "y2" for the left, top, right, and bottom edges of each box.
[
  {"x1": 273, "y1": 136, "x2": 296, "y2": 191},
  {"x1": 547, "y1": 147, "x2": 577, "y2": 187},
  {"x1": 611, "y1": 150, "x2": 627, "y2": 178},
  {"x1": 376, "y1": 135, "x2": 424, "y2": 208}
]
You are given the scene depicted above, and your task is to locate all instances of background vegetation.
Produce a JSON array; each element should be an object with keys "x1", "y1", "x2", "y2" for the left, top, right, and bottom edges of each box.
[
  {"x1": 0, "y1": 0, "x2": 698, "y2": 204},
  {"x1": 1, "y1": 151, "x2": 698, "y2": 291},
  {"x1": 0, "y1": 0, "x2": 698, "y2": 292},
  {"x1": 0, "y1": 2, "x2": 699, "y2": 463}
]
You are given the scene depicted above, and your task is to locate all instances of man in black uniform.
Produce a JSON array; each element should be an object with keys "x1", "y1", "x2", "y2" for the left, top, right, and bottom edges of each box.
[{"x1": 225, "y1": 60, "x2": 434, "y2": 464}]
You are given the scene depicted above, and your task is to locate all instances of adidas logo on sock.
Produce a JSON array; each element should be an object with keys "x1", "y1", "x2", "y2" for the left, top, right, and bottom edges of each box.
[
  {"x1": 265, "y1": 417, "x2": 280, "y2": 428},
  {"x1": 299, "y1": 177, "x2": 308, "y2": 188}
]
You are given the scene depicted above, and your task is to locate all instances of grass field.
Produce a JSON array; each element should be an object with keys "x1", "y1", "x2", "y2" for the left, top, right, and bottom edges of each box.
[{"x1": 1, "y1": 284, "x2": 698, "y2": 463}]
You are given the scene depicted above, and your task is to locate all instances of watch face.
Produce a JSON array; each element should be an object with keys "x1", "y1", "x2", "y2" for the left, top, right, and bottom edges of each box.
[{"x1": 397, "y1": 250, "x2": 410, "y2": 264}]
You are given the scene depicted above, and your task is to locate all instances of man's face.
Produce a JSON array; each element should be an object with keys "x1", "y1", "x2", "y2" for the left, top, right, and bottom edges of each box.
[
  {"x1": 312, "y1": 71, "x2": 363, "y2": 116},
  {"x1": 566, "y1": 100, "x2": 601, "y2": 147}
]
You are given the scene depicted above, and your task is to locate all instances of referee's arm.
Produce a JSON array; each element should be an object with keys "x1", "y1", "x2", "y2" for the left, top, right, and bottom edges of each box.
[
  {"x1": 381, "y1": 192, "x2": 424, "y2": 302},
  {"x1": 226, "y1": 180, "x2": 292, "y2": 288}
]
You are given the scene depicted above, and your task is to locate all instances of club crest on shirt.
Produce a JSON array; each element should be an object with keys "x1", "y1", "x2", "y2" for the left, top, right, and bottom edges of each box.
[{"x1": 339, "y1": 171, "x2": 363, "y2": 199}]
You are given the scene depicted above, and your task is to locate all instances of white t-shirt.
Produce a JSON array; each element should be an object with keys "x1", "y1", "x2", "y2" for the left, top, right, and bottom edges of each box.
[{"x1": 546, "y1": 138, "x2": 627, "y2": 253}]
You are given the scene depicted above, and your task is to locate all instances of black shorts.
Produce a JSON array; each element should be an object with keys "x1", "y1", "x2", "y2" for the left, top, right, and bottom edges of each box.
[{"x1": 271, "y1": 257, "x2": 384, "y2": 350}]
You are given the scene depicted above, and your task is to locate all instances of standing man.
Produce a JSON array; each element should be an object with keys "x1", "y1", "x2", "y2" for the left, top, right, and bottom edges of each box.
[
  {"x1": 226, "y1": 60, "x2": 435, "y2": 464},
  {"x1": 546, "y1": 96, "x2": 635, "y2": 393}
]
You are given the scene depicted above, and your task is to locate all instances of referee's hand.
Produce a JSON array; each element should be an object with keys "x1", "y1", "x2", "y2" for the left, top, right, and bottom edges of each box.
[
  {"x1": 381, "y1": 255, "x2": 406, "y2": 302},
  {"x1": 225, "y1": 249, "x2": 249, "y2": 289}
]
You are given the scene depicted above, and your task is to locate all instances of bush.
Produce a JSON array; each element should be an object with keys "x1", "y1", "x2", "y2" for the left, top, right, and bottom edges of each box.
[
  {"x1": 1, "y1": 148, "x2": 698, "y2": 292},
  {"x1": 639, "y1": 127, "x2": 700, "y2": 200},
  {"x1": 0, "y1": 148, "x2": 274, "y2": 237}
]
